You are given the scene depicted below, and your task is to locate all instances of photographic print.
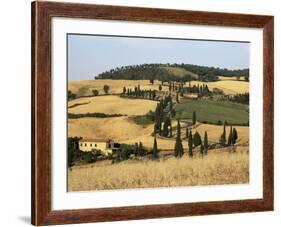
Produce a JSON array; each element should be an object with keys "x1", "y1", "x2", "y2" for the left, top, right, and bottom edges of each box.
[
  {"x1": 67, "y1": 34, "x2": 250, "y2": 192},
  {"x1": 32, "y1": 2, "x2": 274, "y2": 225}
]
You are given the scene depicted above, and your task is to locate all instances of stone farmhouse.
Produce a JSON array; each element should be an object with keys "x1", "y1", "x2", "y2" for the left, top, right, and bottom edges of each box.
[{"x1": 79, "y1": 138, "x2": 120, "y2": 155}]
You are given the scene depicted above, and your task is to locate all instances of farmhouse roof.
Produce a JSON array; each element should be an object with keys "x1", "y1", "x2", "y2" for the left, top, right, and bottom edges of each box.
[{"x1": 80, "y1": 138, "x2": 112, "y2": 142}]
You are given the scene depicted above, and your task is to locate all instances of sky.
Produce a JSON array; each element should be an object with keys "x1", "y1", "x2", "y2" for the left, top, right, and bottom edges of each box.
[{"x1": 67, "y1": 34, "x2": 249, "y2": 81}]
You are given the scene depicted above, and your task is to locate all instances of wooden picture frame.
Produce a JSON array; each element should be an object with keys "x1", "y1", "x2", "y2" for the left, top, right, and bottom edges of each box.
[{"x1": 31, "y1": 1, "x2": 274, "y2": 226}]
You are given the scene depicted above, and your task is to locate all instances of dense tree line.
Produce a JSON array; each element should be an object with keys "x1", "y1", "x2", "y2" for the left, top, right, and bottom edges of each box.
[
  {"x1": 180, "y1": 64, "x2": 249, "y2": 81},
  {"x1": 112, "y1": 142, "x2": 148, "y2": 163},
  {"x1": 96, "y1": 63, "x2": 192, "y2": 82},
  {"x1": 229, "y1": 93, "x2": 249, "y2": 105},
  {"x1": 95, "y1": 63, "x2": 249, "y2": 82},
  {"x1": 68, "y1": 90, "x2": 77, "y2": 100},
  {"x1": 182, "y1": 83, "x2": 210, "y2": 96},
  {"x1": 68, "y1": 112, "x2": 125, "y2": 119}
]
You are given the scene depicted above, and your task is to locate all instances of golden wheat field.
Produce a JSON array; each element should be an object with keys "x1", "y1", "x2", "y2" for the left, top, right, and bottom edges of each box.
[
  {"x1": 68, "y1": 148, "x2": 249, "y2": 191},
  {"x1": 68, "y1": 95, "x2": 157, "y2": 116}
]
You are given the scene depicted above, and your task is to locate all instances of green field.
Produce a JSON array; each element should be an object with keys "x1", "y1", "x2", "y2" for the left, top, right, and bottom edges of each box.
[
  {"x1": 130, "y1": 115, "x2": 154, "y2": 127},
  {"x1": 175, "y1": 98, "x2": 249, "y2": 125}
]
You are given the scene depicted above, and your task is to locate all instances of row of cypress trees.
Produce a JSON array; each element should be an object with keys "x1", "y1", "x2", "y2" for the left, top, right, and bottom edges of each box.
[
  {"x1": 149, "y1": 119, "x2": 239, "y2": 160},
  {"x1": 173, "y1": 120, "x2": 209, "y2": 159},
  {"x1": 122, "y1": 85, "x2": 157, "y2": 100},
  {"x1": 219, "y1": 122, "x2": 238, "y2": 146}
]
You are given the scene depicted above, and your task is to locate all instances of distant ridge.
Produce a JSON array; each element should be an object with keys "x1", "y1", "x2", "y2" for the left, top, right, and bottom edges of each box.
[{"x1": 95, "y1": 63, "x2": 249, "y2": 82}]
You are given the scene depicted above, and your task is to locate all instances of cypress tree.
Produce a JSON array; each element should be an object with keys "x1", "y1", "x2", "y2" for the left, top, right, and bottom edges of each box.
[
  {"x1": 169, "y1": 95, "x2": 173, "y2": 109},
  {"x1": 205, "y1": 84, "x2": 209, "y2": 92},
  {"x1": 169, "y1": 122, "x2": 173, "y2": 137},
  {"x1": 162, "y1": 117, "x2": 170, "y2": 137},
  {"x1": 200, "y1": 144, "x2": 204, "y2": 157},
  {"x1": 232, "y1": 128, "x2": 238, "y2": 144},
  {"x1": 177, "y1": 119, "x2": 181, "y2": 137},
  {"x1": 159, "y1": 84, "x2": 162, "y2": 91},
  {"x1": 186, "y1": 127, "x2": 189, "y2": 139},
  {"x1": 123, "y1": 86, "x2": 126, "y2": 94},
  {"x1": 163, "y1": 95, "x2": 169, "y2": 108},
  {"x1": 169, "y1": 95, "x2": 175, "y2": 118},
  {"x1": 169, "y1": 81, "x2": 172, "y2": 92},
  {"x1": 176, "y1": 92, "x2": 179, "y2": 103},
  {"x1": 188, "y1": 131, "x2": 193, "y2": 157},
  {"x1": 192, "y1": 111, "x2": 196, "y2": 125},
  {"x1": 152, "y1": 90, "x2": 156, "y2": 100},
  {"x1": 174, "y1": 120, "x2": 184, "y2": 158},
  {"x1": 154, "y1": 104, "x2": 160, "y2": 132},
  {"x1": 139, "y1": 142, "x2": 144, "y2": 156},
  {"x1": 153, "y1": 123, "x2": 157, "y2": 135},
  {"x1": 152, "y1": 136, "x2": 158, "y2": 159},
  {"x1": 219, "y1": 122, "x2": 226, "y2": 145},
  {"x1": 204, "y1": 131, "x2": 208, "y2": 154},
  {"x1": 228, "y1": 125, "x2": 233, "y2": 146},
  {"x1": 134, "y1": 142, "x2": 139, "y2": 156}
]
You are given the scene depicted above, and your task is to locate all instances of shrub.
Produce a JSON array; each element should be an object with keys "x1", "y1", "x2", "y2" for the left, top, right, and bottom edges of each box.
[
  {"x1": 92, "y1": 89, "x2": 99, "y2": 96},
  {"x1": 193, "y1": 131, "x2": 202, "y2": 147},
  {"x1": 103, "y1": 85, "x2": 110, "y2": 94}
]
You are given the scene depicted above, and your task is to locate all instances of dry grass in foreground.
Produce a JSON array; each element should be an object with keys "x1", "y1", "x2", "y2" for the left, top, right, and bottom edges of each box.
[{"x1": 68, "y1": 150, "x2": 249, "y2": 191}]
